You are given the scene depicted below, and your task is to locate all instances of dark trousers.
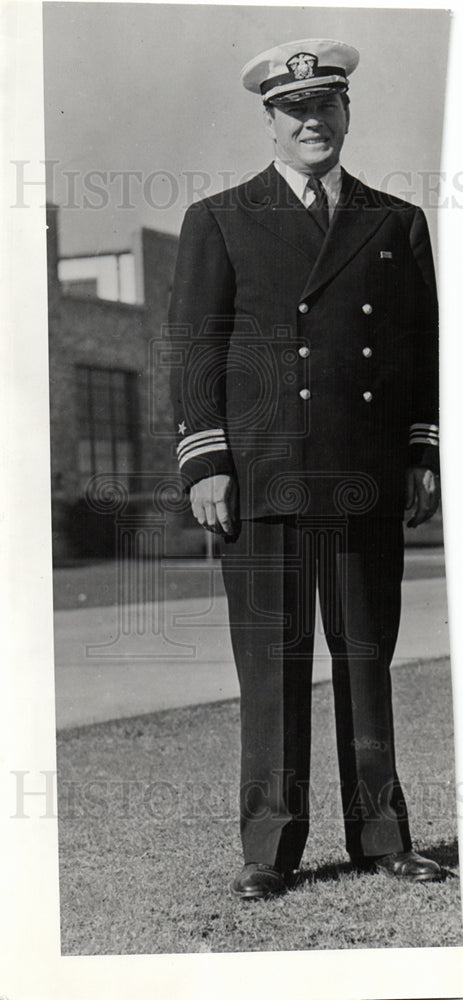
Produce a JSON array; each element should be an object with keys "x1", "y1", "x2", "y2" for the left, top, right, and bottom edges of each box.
[{"x1": 221, "y1": 516, "x2": 412, "y2": 871}]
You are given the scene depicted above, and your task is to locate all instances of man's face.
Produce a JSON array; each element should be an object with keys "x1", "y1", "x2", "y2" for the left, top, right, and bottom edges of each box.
[{"x1": 264, "y1": 92, "x2": 349, "y2": 176}]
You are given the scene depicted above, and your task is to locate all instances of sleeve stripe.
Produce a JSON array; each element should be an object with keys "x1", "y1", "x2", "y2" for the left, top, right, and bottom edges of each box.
[
  {"x1": 179, "y1": 437, "x2": 228, "y2": 461},
  {"x1": 178, "y1": 442, "x2": 229, "y2": 469},
  {"x1": 409, "y1": 422, "x2": 439, "y2": 447},
  {"x1": 177, "y1": 428, "x2": 226, "y2": 456},
  {"x1": 409, "y1": 435, "x2": 439, "y2": 446}
]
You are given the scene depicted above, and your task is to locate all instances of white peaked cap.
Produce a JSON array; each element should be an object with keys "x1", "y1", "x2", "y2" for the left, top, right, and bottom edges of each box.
[{"x1": 241, "y1": 38, "x2": 359, "y2": 104}]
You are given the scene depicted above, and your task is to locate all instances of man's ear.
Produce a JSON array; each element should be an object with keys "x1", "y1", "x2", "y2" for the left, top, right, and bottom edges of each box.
[
  {"x1": 345, "y1": 105, "x2": 350, "y2": 135},
  {"x1": 263, "y1": 105, "x2": 277, "y2": 140}
]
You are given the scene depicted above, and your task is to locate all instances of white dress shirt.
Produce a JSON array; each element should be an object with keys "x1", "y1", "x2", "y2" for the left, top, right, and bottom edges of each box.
[{"x1": 274, "y1": 159, "x2": 342, "y2": 222}]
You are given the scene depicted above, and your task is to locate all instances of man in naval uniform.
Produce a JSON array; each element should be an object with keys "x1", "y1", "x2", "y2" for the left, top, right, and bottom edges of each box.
[{"x1": 169, "y1": 38, "x2": 444, "y2": 898}]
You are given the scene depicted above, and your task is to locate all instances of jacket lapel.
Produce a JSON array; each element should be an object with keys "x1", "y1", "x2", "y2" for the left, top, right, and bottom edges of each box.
[
  {"x1": 242, "y1": 165, "x2": 394, "y2": 297},
  {"x1": 242, "y1": 164, "x2": 325, "y2": 264},
  {"x1": 299, "y1": 170, "x2": 393, "y2": 299}
]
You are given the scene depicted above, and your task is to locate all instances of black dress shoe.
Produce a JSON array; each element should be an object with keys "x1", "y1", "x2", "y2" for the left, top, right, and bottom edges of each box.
[
  {"x1": 372, "y1": 850, "x2": 445, "y2": 882},
  {"x1": 231, "y1": 863, "x2": 287, "y2": 900}
]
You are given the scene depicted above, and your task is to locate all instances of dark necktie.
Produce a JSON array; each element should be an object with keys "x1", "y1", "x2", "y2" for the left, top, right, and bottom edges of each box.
[{"x1": 305, "y1": 175, "x2": 329, "y2": 233}]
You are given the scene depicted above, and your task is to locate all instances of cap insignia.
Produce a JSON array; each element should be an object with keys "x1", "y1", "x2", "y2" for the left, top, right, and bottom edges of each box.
[{"x1": 286, "y1": 52, "x2": 318, "y2": 80}]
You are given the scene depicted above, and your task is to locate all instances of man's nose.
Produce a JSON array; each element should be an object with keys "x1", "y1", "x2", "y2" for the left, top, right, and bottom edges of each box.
[{"x1": 303, "y1": 112, "x2": 322, "y2": 127}]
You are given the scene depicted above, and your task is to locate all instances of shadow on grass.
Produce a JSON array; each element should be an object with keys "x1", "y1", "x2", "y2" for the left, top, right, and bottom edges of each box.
[
  {"x1": 295, "y1": 860, "x2": 354, "y2": 887},
  {"x1": 295, "y1": 838, "x2": 459, "y2": 887},
  {"x1": 425, "y1": 838, "x2": 460, "y2": 876}
]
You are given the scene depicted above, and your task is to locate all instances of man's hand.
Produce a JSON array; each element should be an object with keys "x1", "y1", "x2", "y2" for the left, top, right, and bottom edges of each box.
[
  {"x1": 190, "y1": 474, "x2": 238, "y2": 535},
  {"x1": 405, "y1": 466, "x2": 440, "y2": 527}
]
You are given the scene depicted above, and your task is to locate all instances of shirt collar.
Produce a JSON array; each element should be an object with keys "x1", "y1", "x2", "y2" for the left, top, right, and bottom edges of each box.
[{"x1": 274, "y1": 158, "x2": 342, "y2": 206}]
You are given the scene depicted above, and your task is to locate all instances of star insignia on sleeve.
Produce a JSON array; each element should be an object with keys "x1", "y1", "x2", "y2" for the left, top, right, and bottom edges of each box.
[{"x1": 178, "y1": 421, "x2": 187, "y2": 435}]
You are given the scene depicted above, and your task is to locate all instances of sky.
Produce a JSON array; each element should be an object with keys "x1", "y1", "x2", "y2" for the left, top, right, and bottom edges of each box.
[{"x1": 42, "y1": 3, "x2": 450, "y2": 258}]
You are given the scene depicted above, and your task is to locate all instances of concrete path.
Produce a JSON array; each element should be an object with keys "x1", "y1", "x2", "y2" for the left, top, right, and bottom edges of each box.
[{"x1": 54, "y1": 571, "x2": 449, "y2": 730}]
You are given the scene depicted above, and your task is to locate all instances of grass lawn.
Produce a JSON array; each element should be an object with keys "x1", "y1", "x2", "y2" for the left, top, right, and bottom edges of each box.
[{"x1": 57, "y1": 657, "x2": 461, "y2": 954}]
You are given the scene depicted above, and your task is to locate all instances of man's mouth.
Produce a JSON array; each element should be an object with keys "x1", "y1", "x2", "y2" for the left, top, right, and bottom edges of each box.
[{"x1": 300, "y1": 136, "x2": 328, "y2": 144}]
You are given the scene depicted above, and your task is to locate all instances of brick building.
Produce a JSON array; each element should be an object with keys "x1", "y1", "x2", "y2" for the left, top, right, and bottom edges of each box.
[{"x1": 47, "y1": 204, "x2": 205, "y2": 562}]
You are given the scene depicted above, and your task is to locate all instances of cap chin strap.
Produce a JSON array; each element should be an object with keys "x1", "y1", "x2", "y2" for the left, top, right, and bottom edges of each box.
[{"x1": 265, "y1": 83, "x2": 348, "y2": 106}]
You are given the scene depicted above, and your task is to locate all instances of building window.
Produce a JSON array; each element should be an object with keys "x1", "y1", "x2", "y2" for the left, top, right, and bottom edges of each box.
[
  {"x1": 61, "y1": 278, "x2": 98, "y2": 299},
  {"x1": 76, "y1": 366, "x2": 138, "y2": 493},
  {"x1": 58, "y1": 253, "x2": 137, "y2": 303}
]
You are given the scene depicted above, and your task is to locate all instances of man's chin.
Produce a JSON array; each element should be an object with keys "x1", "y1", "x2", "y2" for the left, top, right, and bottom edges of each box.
[{"x1": 298, "y1": 153, "x2": 336, "y2": 173}]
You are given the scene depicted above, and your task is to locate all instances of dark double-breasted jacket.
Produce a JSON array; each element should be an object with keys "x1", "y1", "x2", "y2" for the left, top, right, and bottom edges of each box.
[{"x1": 169, "y1": 164, "x2": 439, "y2": 520}]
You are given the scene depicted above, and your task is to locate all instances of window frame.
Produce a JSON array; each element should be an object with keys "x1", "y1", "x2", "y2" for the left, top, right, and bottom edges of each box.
[{"x1": 75, "y1": 364, "x2": 140, "y2": 493}]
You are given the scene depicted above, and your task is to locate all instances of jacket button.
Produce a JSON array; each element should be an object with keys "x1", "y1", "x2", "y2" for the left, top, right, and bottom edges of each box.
[
  {"x1": 298, "y1": 346, "x2": 310, "y2": 358},
  {"x1": 363, "y1": 390, "x2": 373, "y2": 402},
  {"x1": 362, "y1": 346, "x2": 373, "y2": 358},
  {"x1": 299, "y1": 388, "x2": 311, "y2": 400},
  {"x1": 298, "y1": 302, "x2": 309, "y2": 314},
  {"x1": 362, "y1": 303, "x2": 373, "y2": 315}
]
